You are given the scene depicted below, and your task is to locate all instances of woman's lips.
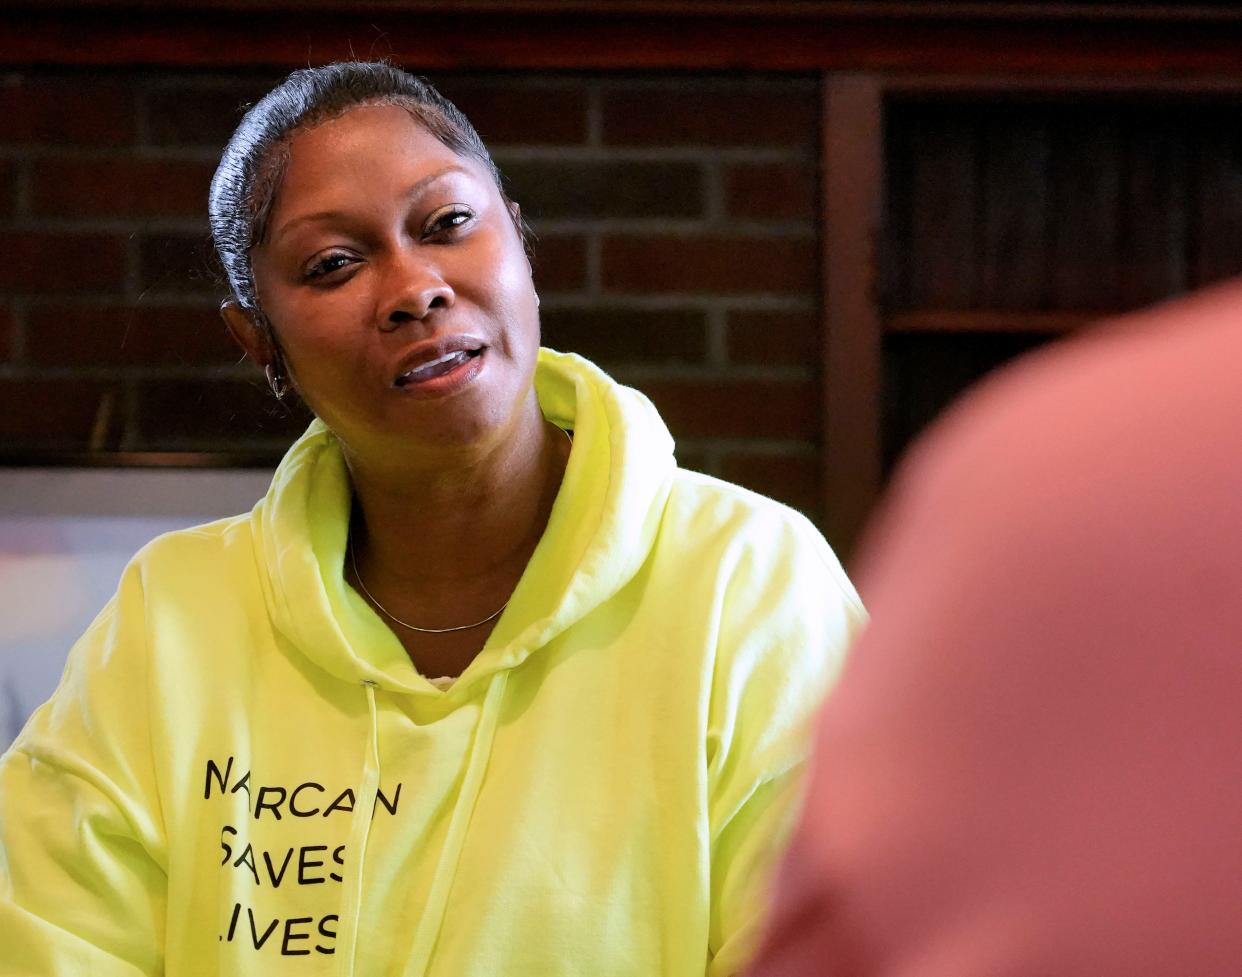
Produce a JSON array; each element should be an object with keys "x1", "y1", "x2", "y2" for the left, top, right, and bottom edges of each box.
[
  {"x1": 392, "y1": 347, "x2": 485, "y2": 398},
  {"x1": 395, "y1": 349, "x2": 473, "y2": 385}
]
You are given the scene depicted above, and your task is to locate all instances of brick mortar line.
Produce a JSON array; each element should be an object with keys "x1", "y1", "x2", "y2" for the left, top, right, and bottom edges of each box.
[
  {"x1": 0, "y1": 291, "x2": 224, "y2": 305},
  {"x1": 6, "y1": 291, "x2": 817, "y2": 312},
  {"x1": 436, "y1": 76, "x2": 608, "y2": 92},
  {"x1": 593, "y1": 76, "x2": 818, "y2": 93},
  {"x1": 415, "y1": 74, "x2": 620, "y2": 92},
  {"x1": 0, "y1": 365, "x2": 256, "y2": 381},
  {"x1": 0, "y1": 146, "x2": 226, "y2": 163},
  {"x1": 0, "y1": 144, "x2": 815, "y2": 163},
  {"x1": 493, "y1": 146, "x2": 813, "y2": 163},
  {"x1": 443, "y1": 73, "x2": 815, "y2": 92},
  {"x1": 538, "y1": 293, "x2": 815, "y2": 310},
  {"x1": 5, "y1": 69, "x2": 816, "y2": 92},
  {"x1": 6, "y1": 215, "x2": 817, "y2": 236},
  {"x1": 14, "y1": 294, "x2": 225, "y2": 309},
  {"x1": 117, "y1": 378, "x2": 140, "y2": 452},
  {"x1": 123, "y1": 72, "x2": 814, "y2": 94},
  {"x1": 8, "y1": 299, "x2": 27, "y2": 365},
  {"x1": 694, "y1": 444, "x2": 725, "y2": 478},
  {"x1": 114, "y1": 445, "x2": 301, "y2": 457},
  {"x1": 12, "y1": 157, "x2": 30, "y2": 220},
  {"x1": 586, "y1": 81, "x2": 603, "y2": 149},
  {"x1": 133, "y1": 291, "x2": 228, "y2": 303},
  {"x1": 585, "y1": 290, "x2": 818, "y2": 305},
  {"x1": 673, "y1": 437, "x2": 818, "y2": 453},
  {"x1": 702, "y1": 158, "x2": 725, "y2": 226},
  {"x1": 584, "y1": 234, "x2": 602, "y2": 297},
  {"x1": 611, "y1": 364, "x2": 813, "y2": 382},
  {"x1": 124, "y1": 231, "x2": 141, "y2": 304},
  {"x1": 531, "y1": 218, "x2": 814, "y2": 235},
  {"x1": 0, "y1": 217, "x2": 211, "y2": 235},
  {"x1": 539, "y1": 296, "x2": 816, "y2": 312},
  {"x1": 704, "y1": 306, "x2": 728, "y2": 367},
  {"x1": 133, "y1": 85, "x2": 153, "y2": 150},
  {"x1": 135, "y1": 73, "x2": 281, "y2": 92},
  {"x1": 127, "y1": 440, "x2": 302, "y2": 450},
  {"x1": 4, "y1": 135, "x2": 815, "y2": 166}
]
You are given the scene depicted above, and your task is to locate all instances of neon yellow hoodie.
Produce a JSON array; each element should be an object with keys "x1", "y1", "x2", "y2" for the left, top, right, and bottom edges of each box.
[{"x1": 0, "y1": 350, "x2": 865, "y2": 977}]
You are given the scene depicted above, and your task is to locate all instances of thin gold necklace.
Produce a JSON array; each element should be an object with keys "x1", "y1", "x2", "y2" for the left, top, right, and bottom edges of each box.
[
  {"x1": 349, "y1": 537, "x2": 510, "y2": 633},
  {"x1": 347, "y1": 426, "x2": 572, "y2": 634}
]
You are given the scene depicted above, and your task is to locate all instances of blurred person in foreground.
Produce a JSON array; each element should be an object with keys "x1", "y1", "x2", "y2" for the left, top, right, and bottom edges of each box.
[
  {"x1": 750, "y1": 279, "x2": 1242, "y2": 977},
  {"x1": 0, "y1": 62, "x2": 864, "y2": 976}
]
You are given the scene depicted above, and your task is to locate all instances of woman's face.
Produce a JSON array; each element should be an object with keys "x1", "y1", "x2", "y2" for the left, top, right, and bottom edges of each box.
[{"x1": 245, "y1": 103, "x2": 541, "y2": 462}]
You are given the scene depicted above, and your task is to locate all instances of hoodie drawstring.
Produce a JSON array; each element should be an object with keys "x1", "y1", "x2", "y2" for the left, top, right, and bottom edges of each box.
[
  {"x1": 337, "y1": 679, "x2": 381, "y2": 977},
  {"x1": 402, "y1": 672, "x2": 510, "y2": 977}
]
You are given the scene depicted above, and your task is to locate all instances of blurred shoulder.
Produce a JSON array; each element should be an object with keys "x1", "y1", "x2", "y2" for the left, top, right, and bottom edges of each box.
[
  {"x1": 861, "y1": 280, "x2": 1242, "y2": 586},
  {"x1": 909, "y1": 281, "x2": 1242, "y2": 496}
]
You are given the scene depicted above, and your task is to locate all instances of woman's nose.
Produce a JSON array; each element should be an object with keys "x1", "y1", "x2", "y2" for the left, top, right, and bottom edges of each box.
[{"x1": 378, "y1": 255, "x2": 455, "y2": 331}]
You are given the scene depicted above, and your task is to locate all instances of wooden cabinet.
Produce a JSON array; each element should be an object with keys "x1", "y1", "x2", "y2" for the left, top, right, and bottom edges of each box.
[{"x1": 824, "y1": 77, "x2": 1242, "y2": 556}]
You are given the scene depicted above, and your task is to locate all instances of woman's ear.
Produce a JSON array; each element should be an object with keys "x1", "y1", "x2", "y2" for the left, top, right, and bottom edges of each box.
[
  {"x1": 514, "y1": 205, "x2": 538, "y2": 301},
  {"x1": 506, "y1": 200, "x2": 530, "y2": 255},
  {"x1": 220, "y1": 299, "x2": 273, "y2": 369}
]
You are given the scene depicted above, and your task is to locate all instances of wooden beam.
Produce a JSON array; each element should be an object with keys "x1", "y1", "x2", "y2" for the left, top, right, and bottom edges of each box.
[
  {"x1": 12, "y1": 1, "x2": 1242, "y2": 19},
  {"x1": 821, "y1": 72, "x2": 884, "y2": 564},
  {"x1": 9, "y1": 9, "x2": 1242, "y2": 72}
]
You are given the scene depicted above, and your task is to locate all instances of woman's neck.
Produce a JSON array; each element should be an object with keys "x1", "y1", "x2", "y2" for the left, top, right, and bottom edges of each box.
[{"x1": 342, "y1": 401, "x2": 570, "y2": 629}]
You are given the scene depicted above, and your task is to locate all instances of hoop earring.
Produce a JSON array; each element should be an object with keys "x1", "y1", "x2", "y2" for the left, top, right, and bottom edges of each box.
[{"x1": 265, "y1": 362, "x2": 288, "y2": 401}]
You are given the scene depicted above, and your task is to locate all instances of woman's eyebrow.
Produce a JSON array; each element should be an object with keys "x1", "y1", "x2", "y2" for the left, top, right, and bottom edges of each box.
[
  {"x1": 403, "y1": 164, "x2": 471, "y2": 202},
  {"x1": 271, "y1": 164, "x2": 471, "y2": 242}
]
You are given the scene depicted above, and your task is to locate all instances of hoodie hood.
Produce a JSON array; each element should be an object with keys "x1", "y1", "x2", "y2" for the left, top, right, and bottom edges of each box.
[{"x1": 250, "y1": 348, "x2": 676, "y2": 702}]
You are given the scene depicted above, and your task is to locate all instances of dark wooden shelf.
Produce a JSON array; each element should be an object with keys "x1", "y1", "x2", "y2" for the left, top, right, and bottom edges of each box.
[
  {"x1": 8, "y1": 4, "x2": 1242, "y2": 72},
  {"x1": 885, "y1": 310, "x2": 1097, "y2": 335}
]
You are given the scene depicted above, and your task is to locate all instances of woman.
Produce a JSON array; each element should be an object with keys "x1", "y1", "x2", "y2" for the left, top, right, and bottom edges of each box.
[{"x1": 0, "y1": 62, "x2": 865, "y2": 977}]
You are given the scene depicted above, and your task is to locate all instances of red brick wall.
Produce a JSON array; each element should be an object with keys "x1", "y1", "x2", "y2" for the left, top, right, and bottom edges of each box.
[{"x1": 0, "y1": 69, "x2": 822, "y2": 521}]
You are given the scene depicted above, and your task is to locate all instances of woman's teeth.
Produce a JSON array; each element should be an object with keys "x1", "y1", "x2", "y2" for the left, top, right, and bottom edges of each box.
[{"x1": 396, "y1": 350, "x2": 475, "y2": 386}]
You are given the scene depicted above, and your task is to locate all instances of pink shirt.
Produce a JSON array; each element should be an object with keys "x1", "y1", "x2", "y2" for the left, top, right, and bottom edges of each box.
[{"x1": 751, "y1": 281, "x2": 1242, "y2": 977}]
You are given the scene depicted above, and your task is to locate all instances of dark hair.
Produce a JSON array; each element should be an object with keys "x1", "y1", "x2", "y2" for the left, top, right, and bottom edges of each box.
[{"x1": 209, "y1": 60, "x2": 529, "y2": 317}]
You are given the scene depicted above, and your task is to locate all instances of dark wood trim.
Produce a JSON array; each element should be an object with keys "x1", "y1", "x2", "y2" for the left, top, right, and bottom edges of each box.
[
  {"x1": 9, "y1": 9, "x2": 1242, "y2": 72},
  {"x1": 12, "y1": 1, "x2": 1242, "y2": 19},
  {"x1": 821, "y1": 72, "x2": 883, "y2": 564}
]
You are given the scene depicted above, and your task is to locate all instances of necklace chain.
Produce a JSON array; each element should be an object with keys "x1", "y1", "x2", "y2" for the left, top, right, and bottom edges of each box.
[
  {"x1": 347, "y1": 426, "x2": 572, "y2": 635},
  {"x1": 349, "y1": 538, "x2": 510, "y2": 633}
]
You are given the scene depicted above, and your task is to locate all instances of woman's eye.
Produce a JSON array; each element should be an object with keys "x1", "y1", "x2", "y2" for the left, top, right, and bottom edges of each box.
[
  {"x1": 424, "y1": 207, "x2": 474, "y2": 238},
  {"x1": 303, "y1": 253, "x2": 356, "y2": 282}
]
